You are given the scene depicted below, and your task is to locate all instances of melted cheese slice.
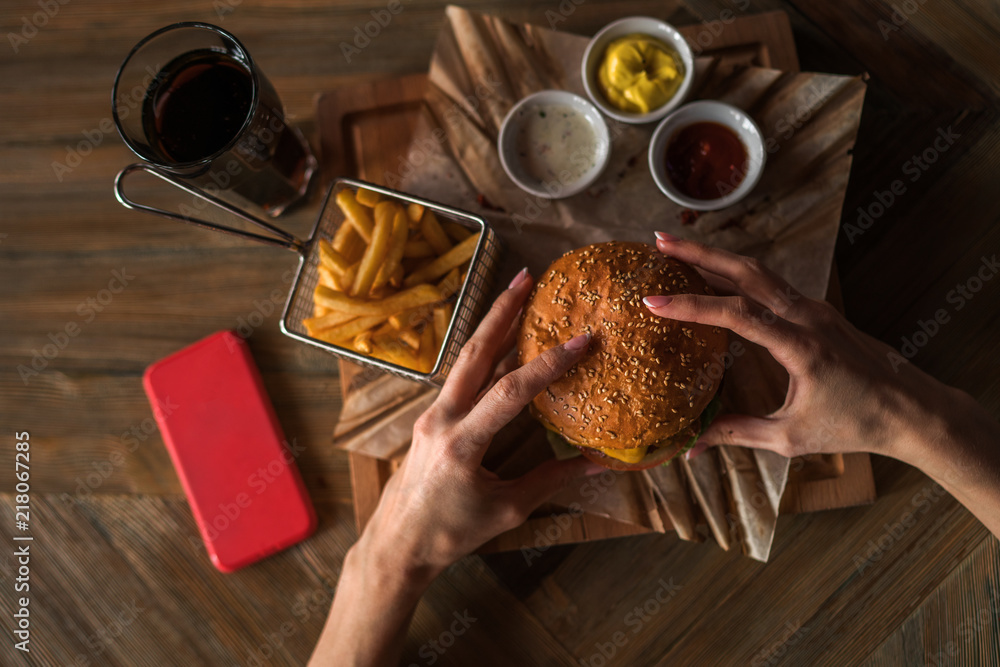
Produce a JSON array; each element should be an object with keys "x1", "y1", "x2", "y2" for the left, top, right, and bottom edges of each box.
[{"x1": 594, "y1": 445, "x2": 647, "y2": 464}]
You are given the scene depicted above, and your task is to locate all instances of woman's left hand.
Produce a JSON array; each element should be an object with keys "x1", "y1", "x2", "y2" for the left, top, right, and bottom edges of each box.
[{"x1": 358, "y1": 267, "x2": 602, "y2": 583}]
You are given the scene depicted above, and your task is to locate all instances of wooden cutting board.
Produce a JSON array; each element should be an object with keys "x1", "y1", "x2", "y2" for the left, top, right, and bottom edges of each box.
[{"x1": 316, "y1": 10, "x2": 876, "y2": 550}]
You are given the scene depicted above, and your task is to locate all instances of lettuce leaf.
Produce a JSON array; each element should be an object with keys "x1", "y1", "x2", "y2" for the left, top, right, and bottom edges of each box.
[{"x1": 668, "y1": 395, "x2": 723, "y2": 465}]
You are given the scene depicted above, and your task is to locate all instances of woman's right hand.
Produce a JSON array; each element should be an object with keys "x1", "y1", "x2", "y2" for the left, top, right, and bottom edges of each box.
[{"x1": 641, "y1": 233, "x2": 1000, "y2": 538}]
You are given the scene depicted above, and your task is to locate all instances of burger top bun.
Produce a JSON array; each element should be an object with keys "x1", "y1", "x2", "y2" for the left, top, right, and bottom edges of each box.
[{"x1": 516, "y1": 241, "x2": 727, "y2": 451}]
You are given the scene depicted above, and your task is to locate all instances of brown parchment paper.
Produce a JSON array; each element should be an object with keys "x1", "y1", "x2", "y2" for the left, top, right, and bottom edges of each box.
[{"x1": 344, "y1": 6, "x2": 866, "y2": 561}]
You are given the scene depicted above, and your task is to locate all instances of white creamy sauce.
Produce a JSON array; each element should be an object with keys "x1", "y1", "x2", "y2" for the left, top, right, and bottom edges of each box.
[{"x1": 515, "y1": 104, "x2": 598, "y2": 185}]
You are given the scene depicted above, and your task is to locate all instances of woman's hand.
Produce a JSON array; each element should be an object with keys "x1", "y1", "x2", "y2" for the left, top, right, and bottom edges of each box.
[
  {"x1": 310, "y1": 269, "x2": 601, "y2": 667},
  {"x1": 360, "y1": 267, "x2": 600, "y2": 579},
  {"x1": 643, "y1": 232, "x2": 1000, "y2": 538}
]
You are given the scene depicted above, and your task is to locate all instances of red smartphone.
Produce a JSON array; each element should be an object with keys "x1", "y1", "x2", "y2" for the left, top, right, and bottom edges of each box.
[{"x1": 143, "y1": 330, "x2": 317, "y2": 572}]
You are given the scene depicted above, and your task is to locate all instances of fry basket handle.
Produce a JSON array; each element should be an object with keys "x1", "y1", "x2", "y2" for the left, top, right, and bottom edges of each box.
[{"x1": 114, "y1": 163, "x2": 305, "y2": 253}]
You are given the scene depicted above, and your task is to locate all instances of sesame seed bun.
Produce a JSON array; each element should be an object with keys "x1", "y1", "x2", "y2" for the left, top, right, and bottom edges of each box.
[{"x1": 516, "y1": 241, "x2": 727, "y2": 469}]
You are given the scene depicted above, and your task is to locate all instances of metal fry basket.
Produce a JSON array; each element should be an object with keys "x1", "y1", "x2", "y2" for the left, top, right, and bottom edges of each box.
[{"x1": 115, "y1": 168, "x2": 501, "y2": 385}]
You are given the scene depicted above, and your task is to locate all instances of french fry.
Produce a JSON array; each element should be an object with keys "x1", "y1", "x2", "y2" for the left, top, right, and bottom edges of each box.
[
  {"x1": 403, "y1": 239, "x2": 435, "y2": 258},
  {"x1": 331, "y1": 220, "x2": 364, "y2": 262},
  {"x1": 318, "y1": 265, "x2": 339, "y2": 290},
  {"x1": 319, "y1": 239, "x2": 350, "y2": 275},
  {"x1": 342, "y1": 261, "x2": 359, "y2": 291},
  {"x1": 442, "y1": 221, "x2": 473, "y2": 242},
  {"x1": 352, "y1": 201, "x2": 397, "y2": 296},
  {"x1": 433, "y1": 304, "x2": 453, "y2": 346},
  {"x1": 373, "y1": 209, "x2": 409, "y2": 289},
  {"x1": 314, "y1": 303, "x2": 331, "y2": 318},
  {"x1": 436, "y1": 267, "x2": 462, "y2": 300},
  {"x1": 389, "y1": 304, "x2": 433, "y2": 330},
  {"x1": 421, "y1": 210, "x2": 453, "y2": 256},
  {"x1": 417, "y1": 324, "x2": 436, "y2": 373},
  {"x1": 336, "y1": 189, "x2": 374, "y2": 242},
  {"x1": 315, "y1": 283, "x2": 441, "y2": 316},
  {"x1": 355, "y1": 187, "x2": 381, "y2": 207},
  {"x1": 312, "y1": 314, "x2": 387, "y2": 344},
  {"x1": 403, "y1": 233, "x2": 480, "y2": 287},
  {"x1": 369, "y1": 341, "x2": 420, "y2": 369},
  {"x1": 368, "y1": 285, "x2": 394, "y2": 300},
  {"x1": 389, "y1": 264, "x2": 404, "y2": 288},
  {"x1": 353, "y1": 330, "x2": 373, "y2": 354},
  {"x1": 406, "y1": 203, "x2": 425, "y2": 225},
  {"x1": 304, "y1": 309, "x2": 356, "y2": 335},
  {"x1": 399, "y1": 327, "x2": 421, "y2": 350}
]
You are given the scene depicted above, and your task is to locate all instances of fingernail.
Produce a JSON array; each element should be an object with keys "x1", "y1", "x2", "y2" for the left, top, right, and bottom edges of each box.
[
  {"x1": 643, "y1": 295, "x2": 673, "y2": 309},
  {"x1": 563, "y1": 332, "x2": 591, "y2": 351},
  {"x1": 655, "y1": 231, "x2": 679, "y2": 242},
  {"x1": 581, "y1": 461, "x2": 606, "y2": 476},
  {"x1": 508, "y1": 267, "x2": 529, "y2": 289}
]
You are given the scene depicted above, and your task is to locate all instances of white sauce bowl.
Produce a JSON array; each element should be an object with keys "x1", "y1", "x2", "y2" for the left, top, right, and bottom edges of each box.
[{"x1": 498, "y1": 90, "x2": 611, "y2": 199}]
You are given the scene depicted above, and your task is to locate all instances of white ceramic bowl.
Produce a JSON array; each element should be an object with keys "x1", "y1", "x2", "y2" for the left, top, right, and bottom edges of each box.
[
  {"x1": 497, "y1": 90, "x2": 610, "y2": 199},
  {"x1": 648, "y1": 100, "x2": 766, "y2": 211},
  {"x1": 581, "y1": 16, "x2": 695, "y2": 125}
]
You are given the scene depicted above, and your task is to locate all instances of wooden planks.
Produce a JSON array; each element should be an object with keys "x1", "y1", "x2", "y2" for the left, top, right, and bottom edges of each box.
[
  {"x1": 862, "y1": 538, "x2": 1000, "y2": 667},
  {"x1": 0, "y1": 0, "x2": 997, "y2": 665}
]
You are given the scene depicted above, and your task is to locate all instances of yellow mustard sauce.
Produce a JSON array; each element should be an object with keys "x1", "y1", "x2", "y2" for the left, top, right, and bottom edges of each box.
[{"x1": 597, "y1": 34, "x2": 685, "y2": 114}]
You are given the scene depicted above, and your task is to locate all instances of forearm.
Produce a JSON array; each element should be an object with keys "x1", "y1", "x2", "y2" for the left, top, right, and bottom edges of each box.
[
  {"x1": 897, "y1": 387, "x2": 1000, "y2": 538},
  {"x1": 309, "y1": 535, "x2": 435, "y2": 666}
]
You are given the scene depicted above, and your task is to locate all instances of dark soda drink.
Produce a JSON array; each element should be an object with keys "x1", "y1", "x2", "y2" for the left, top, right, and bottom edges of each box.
[
  {"x1": 140, "y1": 48, "x2": 315, "y2": 215},
  {"x1": 143, "y1": 50, "x2": 252, "y2": 163}
]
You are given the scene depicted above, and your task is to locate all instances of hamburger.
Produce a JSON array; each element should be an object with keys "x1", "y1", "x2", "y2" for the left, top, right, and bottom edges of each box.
[{"x1": 516, "y1": 241, "x2": 727, "y2": 470}]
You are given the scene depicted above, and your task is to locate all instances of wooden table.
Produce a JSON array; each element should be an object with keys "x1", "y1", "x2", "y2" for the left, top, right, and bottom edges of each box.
[{"x1": 1, "y1": 1, "x2": 997, "y2": 665}]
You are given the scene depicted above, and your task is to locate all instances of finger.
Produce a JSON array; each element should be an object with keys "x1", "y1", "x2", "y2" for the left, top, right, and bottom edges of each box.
[
  {"x1": 687, "y1": 414, "x2": 785, "y2": 459},
  {"x1": 501, "y1": 456, "x2": 606, "y2": 521},
  {"x1": 489, "y1": 302, "x2": 524, "y2": 376},
  {"x1": 474, "y1": 347, "x2": 519, "y2": 404},
  {"x1": 643, "y1": 293, "x2": 807, "y2": 373},
  {"x1": 692, "y1": 265, "x2": 739, "y2": 297},
  {"x1": 438, "y1": 268, "x2": 533, "y2": 413},
  {"x1": 654, "y1": 233, "x2": 803, "y2": 318},
  {"x1": 456, "y1": 332, "x2": 591, "y2": 454}
]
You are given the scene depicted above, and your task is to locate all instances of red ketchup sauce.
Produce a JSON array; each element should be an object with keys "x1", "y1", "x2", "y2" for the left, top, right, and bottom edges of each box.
[{"x1": 664, "y1": 121, "x2": 747, "y2": 200}]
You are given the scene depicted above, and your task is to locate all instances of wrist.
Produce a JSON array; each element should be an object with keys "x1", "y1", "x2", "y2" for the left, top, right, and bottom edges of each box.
[
  {"x1": 892, "y1": 384, "x2": 989, "y2": 482},
  {"x1": 347, "y1": 529, "x2": 440, "y2": 600}
]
